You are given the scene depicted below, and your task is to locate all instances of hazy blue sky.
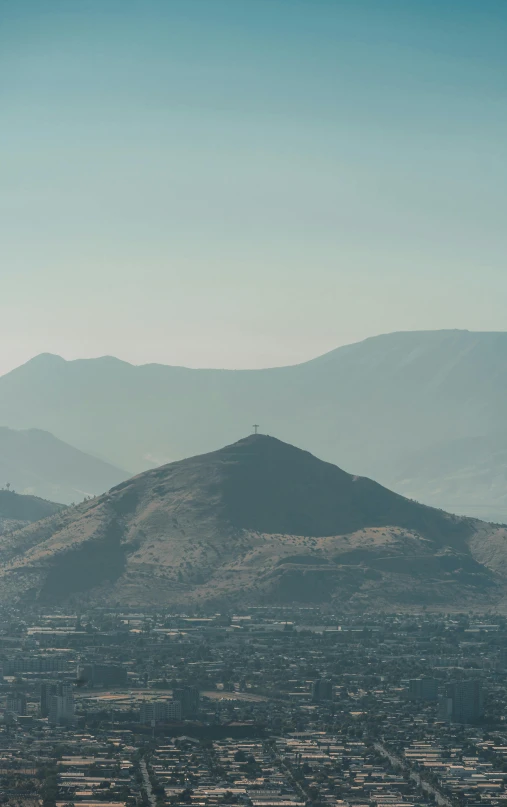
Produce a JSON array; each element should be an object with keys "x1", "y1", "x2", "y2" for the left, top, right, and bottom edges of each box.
[{"x1": 1, "y1": 0, "x2": 507, "y2": 373}]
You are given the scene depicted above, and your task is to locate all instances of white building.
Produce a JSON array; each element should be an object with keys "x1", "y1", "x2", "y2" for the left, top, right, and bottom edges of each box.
[{"x1": 49, "y1": 684, "x2": 74, "y2": 725}]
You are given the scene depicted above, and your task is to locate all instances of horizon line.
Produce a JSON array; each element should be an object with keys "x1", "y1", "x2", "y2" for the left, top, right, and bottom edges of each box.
[{"x1": 2, "y1": 327, "x2": 502, "y2": 378}]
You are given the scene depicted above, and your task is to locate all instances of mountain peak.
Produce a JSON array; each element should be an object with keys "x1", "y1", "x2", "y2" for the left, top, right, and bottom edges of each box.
[
  {"x1": 25, "y1": 352, "x2": 66, "y2": 366},
  {"x1": 221, "y1": 432, "x2": 303, "y2": 452}
]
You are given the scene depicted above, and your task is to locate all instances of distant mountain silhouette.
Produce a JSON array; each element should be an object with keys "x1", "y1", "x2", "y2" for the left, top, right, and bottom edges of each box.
[
  {"x1": 0, "y1": 427, "x2": 129, "y2": 504},
  {"x1": 0, "y1": 435, "x2": 504, "y2": 610},
  {"x1": 1, "y1": 330, "x2": 507, "y2": 517},
  {"x1": 0, "y1": 488, "x2": 63, "y2": 534},
  {"x1": 391, "y1": 434, "x2": 507, "y2": 523}
]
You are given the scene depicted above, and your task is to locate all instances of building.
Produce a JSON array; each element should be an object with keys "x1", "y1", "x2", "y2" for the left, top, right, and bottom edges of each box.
[
  {"x1": 4, "y1": 656, "x2": 67, "y2": 676},
  {"x1": 173, "y1": 685, "x2": 200, "y2": 716},
  {"x1": 409, "y1": 678, "x2": 439, "y2": 701},
  {"x1": 443, "y1": 680, "x2": 484, "y2": 723},
  {"x1": 139, "y1": 700, "x2": 182, "y2": 724},
  {"x1": 166, "y1": 700, "x2": 182, "y2": 720},
  {"x1": 48, "y1": 683, "x2": 75, "y2": 725},
  {"x1": 81, "y1": 663, "x2": 128, "y2": 687},
  {"x1": 40, "y1": 682, "x2": 57, "y2": 718},
  {"x1": 312, "y1": 679, "x2": 333, "y2": 702},
  {"x1": 6, "y1": 692, "x2": 26, "y2": 716}
]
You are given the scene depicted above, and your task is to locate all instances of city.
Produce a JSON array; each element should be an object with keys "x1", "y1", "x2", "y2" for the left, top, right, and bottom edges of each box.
[{"x1": 0, "y1": 608, "x2": 506, "y2": 807}]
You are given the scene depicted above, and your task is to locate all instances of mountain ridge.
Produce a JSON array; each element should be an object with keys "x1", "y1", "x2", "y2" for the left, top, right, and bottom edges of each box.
[
  {"x1": 1, "y1": 330, "x2": 507, "y2": 517},
  {"x1": 6, "y1": 328, "x2": 496, "y2": 375}
]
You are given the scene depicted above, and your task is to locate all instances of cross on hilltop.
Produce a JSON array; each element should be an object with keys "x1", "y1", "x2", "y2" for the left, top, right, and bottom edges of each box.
[{"x1": 252, "y1": 424, "x2": 260, "y2": 435}]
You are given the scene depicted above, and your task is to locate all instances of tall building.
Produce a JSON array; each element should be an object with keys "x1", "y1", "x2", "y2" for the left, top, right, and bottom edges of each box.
[
  {"x1": 312, "y1": 679, "x2": 333, "y2": 702},
  {"x1": 173, "y1": 686, "x2": 200, "y2": 717},
  {"x1": 444, "y1": 680, "x2": 484, "y2": 723},
  {"x1": 409, "y1": 678, "x2": 439, "y2": 701},
  {"x1": 40, "y1": 682, "x2": 57, "y2": 718},
  {"x1": 48, "y1": 683, "x2": 75, "y2": 725}
]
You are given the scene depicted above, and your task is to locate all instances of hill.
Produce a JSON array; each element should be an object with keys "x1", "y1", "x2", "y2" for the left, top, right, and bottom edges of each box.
[
  {"x1": 0, "y1": 330, "x2": 505, "y2": 517},
  {"x1": 0, "y1": 427, "x2": 129, "y2": 505},
  {"x1": 0, "y1": 435, "x2": 504, "y2": 610},
  {"x1": 0, "y1": 489, "x2": 64, "y2": 534}
]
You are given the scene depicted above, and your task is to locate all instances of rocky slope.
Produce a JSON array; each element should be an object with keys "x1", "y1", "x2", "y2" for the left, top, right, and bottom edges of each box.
[{"x1": 0, "y1": 435, "x2": 505, "y2": 610}]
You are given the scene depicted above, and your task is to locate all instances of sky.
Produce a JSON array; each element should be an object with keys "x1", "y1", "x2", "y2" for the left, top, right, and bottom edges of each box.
[{"x1": 1, "y1": 0, "x2": 507, "y2": 374}]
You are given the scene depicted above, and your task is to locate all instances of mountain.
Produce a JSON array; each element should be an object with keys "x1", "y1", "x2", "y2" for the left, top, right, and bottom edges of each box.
[
  {"x1": 1, "y1": 330, "x2": 507, "y2": 517},
  {"x1": 390, "y1": 434, "x2": 507, "y2": 523},
  {"x1": 0, "y1": 427, "x2": 129, "y2": 505},
  {"x1": 0, "y1": 435, "x2": 504, "y2": 610},
  {"x1": 0, "y1": 489, "x2": 64, "y2": 534}
]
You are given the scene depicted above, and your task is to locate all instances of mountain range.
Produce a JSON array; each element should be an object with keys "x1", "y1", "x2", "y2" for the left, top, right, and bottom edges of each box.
[
  {"x1": 0, "y1": 435, "x2": 505, "y2": 610},
  {"x1": 0, "y1": 427, "x2": 128, "y2": 505},
  {"x1": 0, "y1": 329, "x2": 507, "y2": 519}
]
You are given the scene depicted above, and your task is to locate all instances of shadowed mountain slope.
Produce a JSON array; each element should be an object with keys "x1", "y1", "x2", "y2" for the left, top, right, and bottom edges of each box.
[
  {"x1": 219, "y1": 437, "x2": 472, "y2": 542},
  {"x1": 0, "y1": 435, "x2": 504, "y2": 610}
]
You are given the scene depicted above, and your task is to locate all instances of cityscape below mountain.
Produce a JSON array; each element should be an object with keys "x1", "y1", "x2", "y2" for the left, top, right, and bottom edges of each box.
[{"x1": 0, "y1": 331, "x2": 506, "y2": 778}]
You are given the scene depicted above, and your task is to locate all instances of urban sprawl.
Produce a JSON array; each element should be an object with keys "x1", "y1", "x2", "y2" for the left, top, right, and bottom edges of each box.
[{"x1": 0, "y1": 609, "x2": 506, "y2": 807}]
